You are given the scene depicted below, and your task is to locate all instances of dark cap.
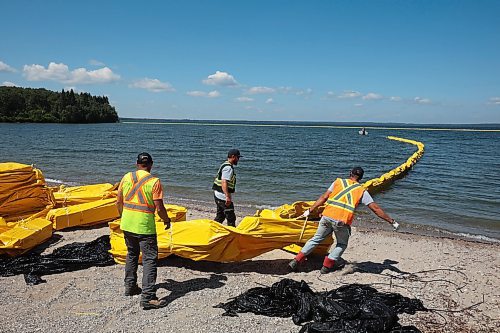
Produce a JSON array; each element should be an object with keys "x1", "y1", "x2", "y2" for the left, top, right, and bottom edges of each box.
[
  {"x1": 350, "y1": 166, "x2": 364, "y2": 180},
  {"x1": 137, "y1": 152, "x2": 153, "y2": 165},
  {"x1": 227, "y1": 148, "x2": 242, "y2": 158}
]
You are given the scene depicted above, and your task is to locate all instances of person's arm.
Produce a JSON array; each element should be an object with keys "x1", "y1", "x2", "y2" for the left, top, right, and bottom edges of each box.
[
  {"x1": 152, "y1": 179, "x2": 171, "y2": 228},
  {"x1": 116, "y1": 181, "x2": 124, "y2": 216},
  {"x1": 310, "y1": 191, "x2": 330, "y2": 213},
  {"x1": 154, "y1": 199, "x2": 171, "y2": 228},
  {"x1": 368, "y1": 202, "x2": 395, "y2": 225},
  {"x1": 221, "y1": 179, "x2": 232, "y2": 206},
  {"x1": 301, "y1": 190, "x2": 330, "y2": 218}
]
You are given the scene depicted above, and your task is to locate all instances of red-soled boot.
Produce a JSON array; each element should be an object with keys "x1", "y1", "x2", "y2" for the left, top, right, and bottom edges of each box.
[
  {"x1": 288, "y1": 252, "x2": 306, "y2": 271},
  {"x1": 320, "y1": 257, "x2": 335, "y2": 274}
]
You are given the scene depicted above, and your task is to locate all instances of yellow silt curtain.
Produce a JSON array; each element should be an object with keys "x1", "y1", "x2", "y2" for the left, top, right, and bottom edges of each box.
[{"x1": 109, "y1": 215, "x2": 331, "y2": 264}]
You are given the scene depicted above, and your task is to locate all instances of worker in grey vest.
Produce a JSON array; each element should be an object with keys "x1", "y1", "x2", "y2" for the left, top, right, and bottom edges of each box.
[{"x1": 212, "y1": 149, "x2": 241, "y2": 227}]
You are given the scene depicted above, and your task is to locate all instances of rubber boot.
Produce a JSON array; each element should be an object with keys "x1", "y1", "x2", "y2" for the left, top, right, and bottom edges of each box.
[
  {"x1": 320, "y1": 257, "x2": 335, "y2": 274},
  {"x1": 288, "y1": 252, "x2": 306, "y2": 271}
]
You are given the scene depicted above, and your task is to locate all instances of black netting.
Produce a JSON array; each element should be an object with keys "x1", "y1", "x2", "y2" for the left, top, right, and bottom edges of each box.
[
  {"x1": 0, "y1": 235, "x2": 115, "y2": 285},
  {"x1": 215, "y1": 279, "x2": 426, "y2": 333}
]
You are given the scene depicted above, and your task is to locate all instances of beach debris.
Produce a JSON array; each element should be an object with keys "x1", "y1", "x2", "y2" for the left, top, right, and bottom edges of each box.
[
  {"x1": 0, "y1": 235, "x2": 114, "y2": 285},
  {"x1": 215, "y1": 278, "x2": 427, "y2": 333}
]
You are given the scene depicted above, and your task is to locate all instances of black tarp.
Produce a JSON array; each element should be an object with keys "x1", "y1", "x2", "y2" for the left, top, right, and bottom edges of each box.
[
  {"x1": 0, "y1": 235, "x2": 115, "y2": 285},
  {"x1": 215, "y1": 279, "x2": 426, "y2": 333}
]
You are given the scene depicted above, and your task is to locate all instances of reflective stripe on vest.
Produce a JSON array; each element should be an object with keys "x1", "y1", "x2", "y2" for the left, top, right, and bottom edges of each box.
[
  {"x1": 322, "y1": 178, "x2": 365, "y2": 224},
  {"x1": 212, "y1": 162, "x2": 236, "y2": 193},
  {"x1": 123, "y1": 172, "x2": 156, "y2": 213}
]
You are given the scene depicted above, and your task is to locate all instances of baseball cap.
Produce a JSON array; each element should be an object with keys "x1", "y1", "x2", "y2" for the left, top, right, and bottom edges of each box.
[
  {"x1": 227, "y1": 149, "x2": 242, "y2": 158},
  {"x1": 137, "y1": 152, "x2": 153, "y2": 165},
  {"x1": 350, "y1": 167, "x2": 364, "y2": 180}
]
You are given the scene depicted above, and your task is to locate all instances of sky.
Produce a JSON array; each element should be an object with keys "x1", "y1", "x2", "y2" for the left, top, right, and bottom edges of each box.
[{"x1": 1, "y1": 0, "x2": 499, "y2": 124}]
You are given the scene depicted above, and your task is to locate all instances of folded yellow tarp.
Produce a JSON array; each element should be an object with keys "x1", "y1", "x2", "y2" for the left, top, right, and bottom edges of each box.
[
  {"x1": 0, "y1": 217, "x2": 53, "y2": 256},
  {"x1": 257, "y1": 202, "x2": 330, "y2": 255},
  {"x1": 109, "y1": 215, "x2": 331, "y2": 264},
  {"x1": 53, "y1": 183, "x2": 117, "y2": 207},
  {"x1": 0, "y1": 162, "x2": 55, "y2": 221},
  {"x1": 47, "y1": 198, "x2": 120, "y2": 230}
]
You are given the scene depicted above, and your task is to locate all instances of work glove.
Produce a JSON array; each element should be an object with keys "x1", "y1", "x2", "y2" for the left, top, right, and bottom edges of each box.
[
  {"x1": 299, "y1": 209, "x2": 311, "y2": 219},
  {"x1": 164, "y1": 219, "x2": 171, "y2": 230},
  {"x1": 391, "y1": 220, "x2": 400, "y2": 231}
]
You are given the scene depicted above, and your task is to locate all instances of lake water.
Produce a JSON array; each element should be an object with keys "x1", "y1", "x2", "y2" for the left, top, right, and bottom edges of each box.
[{"x1": 1, "y1": 121, "x2": 499, "y2": 241}]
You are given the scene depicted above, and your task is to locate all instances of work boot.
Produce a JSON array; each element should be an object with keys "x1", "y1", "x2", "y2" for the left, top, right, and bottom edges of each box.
[
  {"x1": 141, "y1": 299, "x2": 166, "y2": 310},
  {"x1": 320, "y1": 257, "x2": 335, "y2": 274},
  {"x1": 288, "y1": 252, "x2": 306, "y2": 272},
  {"x1": 124, "y1": 285, "x2": 142, "y2": 296},
  {"x1": 320, "y1": 266, "x2": 331, "y2": 274},
  {"x1": 288, "y1": 259, "x2": 299, "y2": 271}
]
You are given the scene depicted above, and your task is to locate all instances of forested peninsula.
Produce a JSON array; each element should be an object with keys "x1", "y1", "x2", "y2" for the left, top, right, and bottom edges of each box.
[{"x1": 0, "y1": 86, "x2": 119, "y2": 123}]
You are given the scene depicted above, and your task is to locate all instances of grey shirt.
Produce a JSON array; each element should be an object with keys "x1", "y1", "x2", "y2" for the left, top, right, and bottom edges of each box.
[{"x1": 214, "y1": 165, "x2": 234, "y2": 201}]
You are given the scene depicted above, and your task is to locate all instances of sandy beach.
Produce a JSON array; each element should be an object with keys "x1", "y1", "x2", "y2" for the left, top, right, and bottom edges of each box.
[{"x1": 1, "y1": 205, "x2": 499, "y2": 333}]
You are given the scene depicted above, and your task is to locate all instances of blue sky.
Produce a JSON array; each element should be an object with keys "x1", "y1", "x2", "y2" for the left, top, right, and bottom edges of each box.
[{"x1": 1, "y1": 0, "x2": 499, "y2": 124}]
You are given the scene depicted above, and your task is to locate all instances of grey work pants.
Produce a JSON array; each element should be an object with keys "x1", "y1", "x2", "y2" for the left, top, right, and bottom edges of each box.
[
  {"x1": 300, "y1": 216, "x2": 351, "y2": 261},
  {"x1": 123, "y1": 230, "x2": 158, "y2": 302}
]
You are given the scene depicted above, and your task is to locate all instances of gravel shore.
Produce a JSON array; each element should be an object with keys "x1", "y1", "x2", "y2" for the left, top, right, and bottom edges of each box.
[{"x1": 1, "y1": 205, "x2": 499, "y2": 333}]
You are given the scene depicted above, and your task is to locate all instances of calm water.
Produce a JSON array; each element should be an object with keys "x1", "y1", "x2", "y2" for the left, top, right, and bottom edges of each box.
[{"x1": 1, "y1": 121, "x2": 499, "y2": 241}]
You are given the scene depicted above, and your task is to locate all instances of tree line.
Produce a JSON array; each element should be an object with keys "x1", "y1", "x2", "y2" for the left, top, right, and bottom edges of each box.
[{"x1": 0, "y1": 86, "x2": 119, "y2": 123}]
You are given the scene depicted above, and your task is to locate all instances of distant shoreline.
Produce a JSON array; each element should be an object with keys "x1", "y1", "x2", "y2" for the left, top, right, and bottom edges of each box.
[{"x1": 119, "y1": 118, "x2": 500, "y2": 131}]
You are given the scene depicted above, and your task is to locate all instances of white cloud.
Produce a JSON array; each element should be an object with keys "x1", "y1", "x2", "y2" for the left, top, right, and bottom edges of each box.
[
  {"x1": 355, "y1": 103, "x2": 363, "y2": 107},
  {"x1": 130, "y1": 78, "x2": 175, "y2": 92},
  {"x1": 265, "y1": 98, "x2": 274, "y2": 104},
  {"x1": 203, "y1": 71, "x2": 238, "y2": 86},
  {"x1": 488, "y1": 97, "x2": 500, "y2": 105},
  {"x1": 338, "y1": 90, "x2": 361, "y2": 98},
  {"x1": 0, "y1": 61, "x2": 16, "y2": 72},
  {"x1": 186, "y1": 90, "x2": 220, "y2": 98},
  {"x1": 414, "y1": 96, "x2": 431, "y2": 104},
  {"x1": 295, "y1": 88, "x2": 313, "y2": 96},
  {"x1": 2, "y1": 81, "x2": 18, "y2": 87},
  {"x1": 276, "y1": 86, "x2": 313, "y2": 97},
  {"x1": 89, "y1": 59, "x2": 105, "y2": 66},
  {"x1": 326, "y1": 91, "x2": 335, "y2": 98},
  {"x1": 278, "y1": 86, "x2": 294, "y2": 94},
  {"x1": 23, "y1": 62, "x2": 120, "y2": 84},
  {"x1": 247, "y1": 86, "x2": 275, "y2": 94},
  {"x1": 390, "y1": 96, "x2": 402, "y2": 101},
  {"x1": 362, "y1": 93, "x2": 383, "y2": 100},
  {"x1": 235, "y1": 96, "x2": 253, "y2": 102},
  {"x1": 207, "y1": 91, "x2": 220, "y2": 98}
]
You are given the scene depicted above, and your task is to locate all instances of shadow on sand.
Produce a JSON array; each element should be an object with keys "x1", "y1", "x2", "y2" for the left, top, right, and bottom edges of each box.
[{"x1": 156, "y1": 274, "x2": 227, "y2": 306}]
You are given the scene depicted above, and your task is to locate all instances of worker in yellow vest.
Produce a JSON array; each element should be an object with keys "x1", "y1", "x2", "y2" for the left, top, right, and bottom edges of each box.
[
  {"x1": 289, "y1": 167, "x2": 399, "y2": 274},
  {"x1": 116, "y1": 152, "x2": 171, "y2": 310}
]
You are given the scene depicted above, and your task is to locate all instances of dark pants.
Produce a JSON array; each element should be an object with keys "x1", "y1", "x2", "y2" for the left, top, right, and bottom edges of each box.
[
  {"x1": 214, "y1": 195, "x2": 236, "y2": 227},
  {"x1": 123, "y1": 230, "x2": 158, "y2": 302}
]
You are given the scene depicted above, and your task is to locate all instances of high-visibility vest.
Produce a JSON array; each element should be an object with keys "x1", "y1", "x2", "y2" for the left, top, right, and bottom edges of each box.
[
  {"x1": 212, "y1": 161, "x2": 236, "y2": 193},
  {"x1": 120, "y1": 170, "x2": 158, "y2": 235},
  {"x1": 322, "y1": 178, "x2": 365, "y2": 225}
]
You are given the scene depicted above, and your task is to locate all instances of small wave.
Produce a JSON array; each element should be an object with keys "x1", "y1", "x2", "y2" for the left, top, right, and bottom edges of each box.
[
  {"x1": 45, "y1": 178, "x2": 64, "y2": 184},
  {"x1": 45, "y1": 178, "x2": 81, "y2": 186},
  {"x1": 440, "y1": 230, "x2": 500, "y2": 243}
]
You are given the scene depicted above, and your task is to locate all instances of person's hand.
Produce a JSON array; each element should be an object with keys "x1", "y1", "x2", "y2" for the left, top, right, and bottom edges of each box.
[
  {"x1": 225, "y1": 197, "x2": 232, "y2": 207},
  {"x1": 299, "y1": 209, "x2": 311, "y2": 219},
  {"x1": 391, "y1": 220, "x2": 399, "y2": 231}
]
